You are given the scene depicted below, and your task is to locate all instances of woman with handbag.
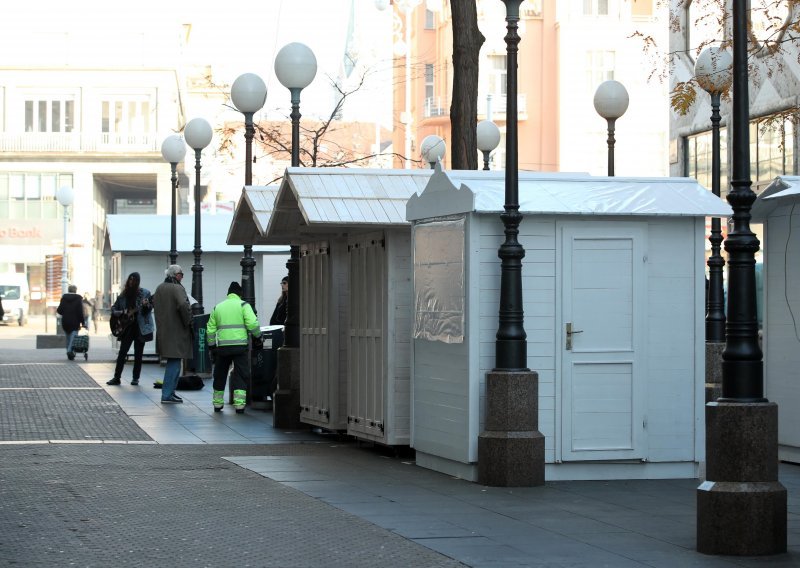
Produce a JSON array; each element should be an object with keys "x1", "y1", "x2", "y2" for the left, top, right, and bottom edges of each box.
[{"x1": 107, "y1": 272, "x2": 154, "y2": 386}]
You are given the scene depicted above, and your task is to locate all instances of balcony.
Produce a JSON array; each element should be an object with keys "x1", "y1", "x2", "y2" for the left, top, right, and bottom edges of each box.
[
  {"x1": 477, "y1": 94, "x2": 528, "y2": 121},
  {"x1": 423, "y1": 97, "x2": 448, "y2": 118},
  {"x1": 0, "y1": 132, "x2": 160, "y2": 153}
]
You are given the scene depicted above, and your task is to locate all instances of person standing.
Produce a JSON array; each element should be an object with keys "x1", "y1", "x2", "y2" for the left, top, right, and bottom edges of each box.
[
  {"x1": 152, "y1": 265, "x2": 193, "y2": 404},
  {"x1": 269, "y1": 276, "x2": 288, "y2": 326},
  {"x1": 82, "y1": 293, "x2": 93, "y2": 330},
  {"x1": 56, "y1": 284, "x2": 84, "y2": 360},
  {"x1": 107, "y1": 273, "x2": 154, "y2": 386},
  {"x1": 207, "y1": 281, "x2": 262, "y2": 414},
  {"x1": 91, "y1": 290, "x2": 102, "y2": 333}
]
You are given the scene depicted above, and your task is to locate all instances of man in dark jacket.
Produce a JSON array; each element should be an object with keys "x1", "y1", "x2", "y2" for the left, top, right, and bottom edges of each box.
[{"x1": 56, "y1": 284, "x2": 85, "y2": 360}]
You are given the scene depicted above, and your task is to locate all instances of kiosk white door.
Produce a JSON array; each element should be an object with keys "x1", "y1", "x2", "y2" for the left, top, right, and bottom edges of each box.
[{"x1": 559, "y1": 223, "x2": 646, "y2": 461}]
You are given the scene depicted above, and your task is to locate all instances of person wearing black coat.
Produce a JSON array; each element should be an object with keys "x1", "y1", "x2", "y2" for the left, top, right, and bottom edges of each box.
[
  {"x1": 269, "y1": 276, "x2": 288, "y2": 326},
  {"x1": 56, "y1": 284, "x2": 85, "y2": 360}
]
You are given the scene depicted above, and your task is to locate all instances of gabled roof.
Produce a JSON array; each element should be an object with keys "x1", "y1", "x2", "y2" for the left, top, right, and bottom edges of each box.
[
  {"x1": 226, "y1": 186, "x2": 280, "y2": 245},
  {"x1": 106, "y1": 214, "x2": 287, "y2": 253},
  {"x1": 266, "y1": 167, "x2": 433, "y2": 241},
  {"x1": 752, "y1": 176, "x2": 800, "y2": 221},
  {"x1": 406, "y1": 164, "x2": 732, "y2": 220}
]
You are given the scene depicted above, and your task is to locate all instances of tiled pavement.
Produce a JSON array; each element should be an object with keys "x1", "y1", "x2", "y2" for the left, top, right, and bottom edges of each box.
[{"x1": 0, "y1": 320, "x2": 798, "y2": 566}]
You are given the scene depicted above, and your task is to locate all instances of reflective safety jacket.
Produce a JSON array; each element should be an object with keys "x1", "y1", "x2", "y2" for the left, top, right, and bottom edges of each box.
[{"x1": 206, "y1": 293, "x2": 261, "y2": 348}]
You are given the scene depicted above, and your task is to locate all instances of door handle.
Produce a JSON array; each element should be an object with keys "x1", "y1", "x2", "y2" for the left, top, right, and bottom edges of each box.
[{"x1": 565, "y1": 322, "x2": 583, "y2": 350}]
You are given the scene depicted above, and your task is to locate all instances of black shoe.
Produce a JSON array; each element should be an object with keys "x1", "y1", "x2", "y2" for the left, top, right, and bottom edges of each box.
[
  {"x1": 161, "y1": 395, "x2": 183, "y2": 404},
  {"x1": 214, "y1": 407, "x2": 223, "y2": 413},
  {"x1": 171, "y1": 393, "x2": 182, "y2": 401},
  {"x1": 130, "y1": 379, "x2": 139, "y2": 386},
  {"x1": 106, "y1": 378, "x2": 121, "y2": 386},
  {"x1": 235, "y1": 408, "x2": 245, "y2": 414},
  {"x1": 67, "y1": 352, "x2": 75, "y2": 361}
]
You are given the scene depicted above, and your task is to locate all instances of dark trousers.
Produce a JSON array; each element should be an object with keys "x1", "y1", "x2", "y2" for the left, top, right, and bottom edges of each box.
[
  {"x1": 212, "y1": 345, "x2": 249, "y2": 393},
  {"x1": 114, "y1": 325, "x2": 144, "y2": 380}
]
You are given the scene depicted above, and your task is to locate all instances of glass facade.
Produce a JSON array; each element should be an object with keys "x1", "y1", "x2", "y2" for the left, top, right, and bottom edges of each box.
[{"x1": 0, "y1": 172, "x2": 73, "y2": 220}]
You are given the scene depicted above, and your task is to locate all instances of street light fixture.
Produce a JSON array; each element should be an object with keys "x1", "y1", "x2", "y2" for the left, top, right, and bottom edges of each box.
[
  {"x1": 160, "y1": 134, "x2": 187, "y2": 266},
  {"x1": 275, "y1": 42, "x2": 317, "y2": 351},
  {"x1": 183, "y1": 117, "x2": 213, "y2": 315},
  {"x1": 476, "y1": 120, "x2": 501, "y2": 170},
  {"x1": 56, "y1": 185, "x2": 74, "y2": 297},
  {"x1": 420, "y1": 134, "x2": 445, "y2": 169},
  {"x1": 695, "y1": 47, "x2": 732, "y2": 343},
  {"x1": 593, "y1": 79, "x2": 629, "y2": 176},
  {"x1": 231, "y1": 72, "x2": 268, "y2": 312}
]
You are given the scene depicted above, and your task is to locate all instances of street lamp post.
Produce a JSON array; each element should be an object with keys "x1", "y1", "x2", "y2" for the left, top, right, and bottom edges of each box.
[
  {"x1": 184, "y1": 117, "x2": 213, "y2": 316},
  {"x1": 160, "y1": 134, "x2": 186, "y2": 266},
  {"x1": 696, "y1": 1, "x2": 787, "y2": 555},
  {"x1": 477, "y1": 0, "x2": 544, "y2": 487},
  {"x1": 695, "y1": 47, "x2": 732, "y2": 343},
  {"x1": 476, "y1": 120, "x2": 501, "y2": 170},
  {"x1": 275, "y1": 42, "x2": 317, "y2": 350},
  {"x1": 420, "y1": 134, "x2": 445, "y2": 169},
  {"x1": 231, "y1": 72, "x2": 268, "y2": 312},
  {"x1": 593, "y1": 80, "x2": 629, "y2": 177},
  {"x1": 56, "y1": 185, "x2": 74, "y2": 296}
]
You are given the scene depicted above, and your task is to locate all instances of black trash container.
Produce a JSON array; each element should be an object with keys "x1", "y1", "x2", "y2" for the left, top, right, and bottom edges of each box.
[
  {"x1": 249, "y1": 325, "x2": 284, "y2": 406},
  {"x1": 189, "y1": 313, "x2": 212, "y2": 374}
]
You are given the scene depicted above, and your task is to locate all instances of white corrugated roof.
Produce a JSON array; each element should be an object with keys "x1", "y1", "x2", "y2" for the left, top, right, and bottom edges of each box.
[
  {"x1": 752, "y1": 176, "x2": 800, "y2": 221},
  {"x1": 406, "y1": 165, "x2": 732, "y2": 220},
  {"x1": 227, "y1": 186, "x2": 280, "y2": 245},
  {"x1": 266, "y1": 167, "x2": 433, "y2": 241},
  {"x1": 107, "y1": 214, "x2": 287, "y2": 253}
]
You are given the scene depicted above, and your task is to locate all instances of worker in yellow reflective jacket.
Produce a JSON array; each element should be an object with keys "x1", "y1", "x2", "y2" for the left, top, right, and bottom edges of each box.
[{"x1": 206, "y1": 281, "x2": 262, "y2": 413}]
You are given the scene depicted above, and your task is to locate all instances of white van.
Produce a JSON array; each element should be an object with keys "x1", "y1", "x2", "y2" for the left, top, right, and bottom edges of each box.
[{"x1": 0, "y1": 273, "x2": 30, "y2": 326}]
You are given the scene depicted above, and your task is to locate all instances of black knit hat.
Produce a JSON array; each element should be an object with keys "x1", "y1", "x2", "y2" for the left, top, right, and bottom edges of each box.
[{"x1": 228, "y1": 281, "x2": 243, "y2": 296}]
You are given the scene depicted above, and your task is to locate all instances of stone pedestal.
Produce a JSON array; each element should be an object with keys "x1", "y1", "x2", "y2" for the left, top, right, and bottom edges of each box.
[
  {"x1": 705, "y1": 342, "x2": 724, "y2": 403},
  {"x1": 272, "y1": 346, "x2": 302, "y2": 429},
  {"x1": 697, "y1": 402, "x2": 787, "y2": 555},
  {"x1": 478, "y1": 371, "x2": 545, "y2": 487}
]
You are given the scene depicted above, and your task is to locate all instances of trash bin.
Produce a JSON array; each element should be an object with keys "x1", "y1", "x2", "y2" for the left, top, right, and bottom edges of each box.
[
  {"x1": 249, "y1": 325, "x2": 283, "y2": 406},
  {"x1": 189, "y1": 313, "x2": 212, "y2": 374}
]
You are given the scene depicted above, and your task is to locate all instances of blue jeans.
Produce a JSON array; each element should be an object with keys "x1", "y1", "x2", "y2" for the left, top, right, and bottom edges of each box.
[
  {"x1": 66, "y1": 330, "x2": 78, "y2": 354},
  {"x1": 162, "y1": 358, "x2": 181, "y2": 400}
]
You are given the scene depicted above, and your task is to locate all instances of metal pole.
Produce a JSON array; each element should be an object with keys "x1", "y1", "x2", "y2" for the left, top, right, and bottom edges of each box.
[
  {"x1": 169, "y1": 162, "x2": 178, "y2": 266},
  {"x1": 706, "y1": 92, "x2": 726, "y2": 341},
  {"x1": 191, "y1": 148, "x2": 204, "y2": 315},
  {"x1": 721, "y1": 0, "x2": 763, "y2": 401},
  {"x1": 482, "y1": 150, "x2": 491, "y2": 171},
  {"x1": 404, "y1": 4, "x2": 412, "y2": 169},
  {"x1": 284, "y1": 88, "x2": 302, "y2": 349},
  {"x1": 496, "y1": 0, "x2": 527, "y2": 371},
  {"x1": 61, "y1": 205, "x2": 69, "y2": 296},
  {"x1": 606, "y1": 118, "x2": 616, "y2": 177},
  {"x1": 241, "y1": 110, "x2": 257, "y2": 312}
]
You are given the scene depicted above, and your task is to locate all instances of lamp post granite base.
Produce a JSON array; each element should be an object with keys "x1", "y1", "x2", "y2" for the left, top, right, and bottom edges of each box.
[
  {"x1": 478, "y1": 370, "x2": 545, "y2": 487},
  {"x1": 272, "y1": 346, "x2": 302, "y2": 429},
  {"x1": 705, "y1": 342, "x2": 724, "y2": 403},
  {"x1": 697, "y1": 402, "x2": 787, "y2": 555}
]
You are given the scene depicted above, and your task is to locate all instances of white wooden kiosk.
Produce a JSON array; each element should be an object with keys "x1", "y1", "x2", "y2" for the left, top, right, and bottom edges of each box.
[
  {"x1": 105, "y1": 214, "x2": 289, "y2": 357},
  {"x1": 406, "y1": 166, "x2": 732, "y2": 481},
  {"x1": 266, "y1": 167, "x2": 431, "y2": 443},
  {"x1": 752, "y1": 176, "x2": 800, "y2": 464}
]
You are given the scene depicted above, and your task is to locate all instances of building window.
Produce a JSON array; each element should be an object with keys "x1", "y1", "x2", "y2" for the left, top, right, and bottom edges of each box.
[
  {"x1": 425, "y1": 9, "x2": 435, "y2": 29},
  {"x1": 685, "y1": 0, "x2": 725, "y2": 61},
  {"x1": 24, "y1": 98, "x2": 74, "y2": 133},
  {"x1": 0, "y1": 172, "x2": 72, "y2": 220},
  {"x1": 631, "y1": 0, "x2": 653, "y2": 17},
  {"x1": 425, "y1": 64, "x2": 434, "y2": 101},
  {"x1": 487, "y1": 54, "x2": 507, "y2": 98},
  {"x1": 686, "y1": 127, "x2": 729, "y2": 198},
  {"x1": 101, "y1": 97, "x2": 151, "y2": 139},
  {"x1": 583, "y1": 0, "x2": 609, "y2": 16},
  {"x1": 586, "y1": 50, "x2": 615, "y2": 90}
]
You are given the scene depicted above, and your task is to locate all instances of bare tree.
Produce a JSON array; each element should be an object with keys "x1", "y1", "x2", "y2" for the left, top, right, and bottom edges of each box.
[{"x1": 450, "y1": 1, "x2": 485, "y2": 170}]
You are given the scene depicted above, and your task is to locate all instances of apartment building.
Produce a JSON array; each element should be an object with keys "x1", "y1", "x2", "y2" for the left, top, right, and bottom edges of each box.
[{"x1": 388, "y1": 0, "x2": 667, "y2": 176}]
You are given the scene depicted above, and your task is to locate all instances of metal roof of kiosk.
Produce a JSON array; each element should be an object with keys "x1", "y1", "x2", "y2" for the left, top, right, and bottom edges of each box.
[
  {"x1": 752, "y1": 176, "x2": 800, "y2": 221},
  {"x1": 266, "y1": 167, "x2": 433, "y2": 241},
  {"x1": 226, "y1": 185, "x2": 280, "y2": 245},
  {"x1": 406, "y1": 163, "x2": 732, "y2": 221},
  {"x1": 106, "y1": 214, "x2": 287, "y2": 253}
]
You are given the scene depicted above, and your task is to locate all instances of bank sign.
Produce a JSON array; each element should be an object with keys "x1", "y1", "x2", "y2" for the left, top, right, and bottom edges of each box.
[{"x1": 0, "y1": 220, "x2": 61, "y2": 246}]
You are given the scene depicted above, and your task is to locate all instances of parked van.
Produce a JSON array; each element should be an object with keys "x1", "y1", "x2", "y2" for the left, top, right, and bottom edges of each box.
[{"x1": 0, "y1": 273, "x2": 30, "y2": 326}]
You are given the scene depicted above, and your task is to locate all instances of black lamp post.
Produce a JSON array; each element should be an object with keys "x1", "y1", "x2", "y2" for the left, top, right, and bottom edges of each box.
[
  {"x1": 184, "y1": 117, "x2": 212, "y2": 316},
  {"x1": 477, "y1": 119, "x2": 501, "y2": 171},
  {"x1": 160, "y1": 134, "x2": 186, "y2": 266},
  {"x1": 696, "y1": 0, "x2": 786, "y2": 555},
  {"x1": 420, "y1": 134, "x2": 445, "y2": 169},
  {"x1": 695, "y1": 47, "x2": 732, "y2": 343},
  {"x1": 593, "y1": 79, "x2": 629, "y2": 177},
  {"x1": 275, "y1": 42, "x2": 317, "y2": 350},
  {"x1": 231, "y1": 72, "x2": 268, "y2": 312}
]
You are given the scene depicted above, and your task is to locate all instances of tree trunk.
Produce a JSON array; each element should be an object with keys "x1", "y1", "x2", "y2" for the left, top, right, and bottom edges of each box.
[{"x1": 450, "y1": 1, "x2": 485, "y2": 170}]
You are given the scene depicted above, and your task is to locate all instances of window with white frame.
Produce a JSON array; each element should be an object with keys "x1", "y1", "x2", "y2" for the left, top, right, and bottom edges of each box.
[
  {"x1": 425, "y1": 8, "x2": 435, "y2": 29},
  {"x1": 100, "y1": 97, "x2": 151, "y2": 138},
  {"x1": 586, "y1": 50, "x2": 615, "y2": 90},
  {"x1": 0, "y1": 172, "x2": 71, "y2": 220},
  {"x1": 487, "y1": 54, "x2": 507, "y2": 98},
  {"x1": 24, "y1": 98, "x2": 74, "y2": 133},
  {"x1": 583, "y1": 0, "x2": 609, "y2": 16},
  {"x1": 425, "y1": 63, "x2": 435, "y2": 101}
]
